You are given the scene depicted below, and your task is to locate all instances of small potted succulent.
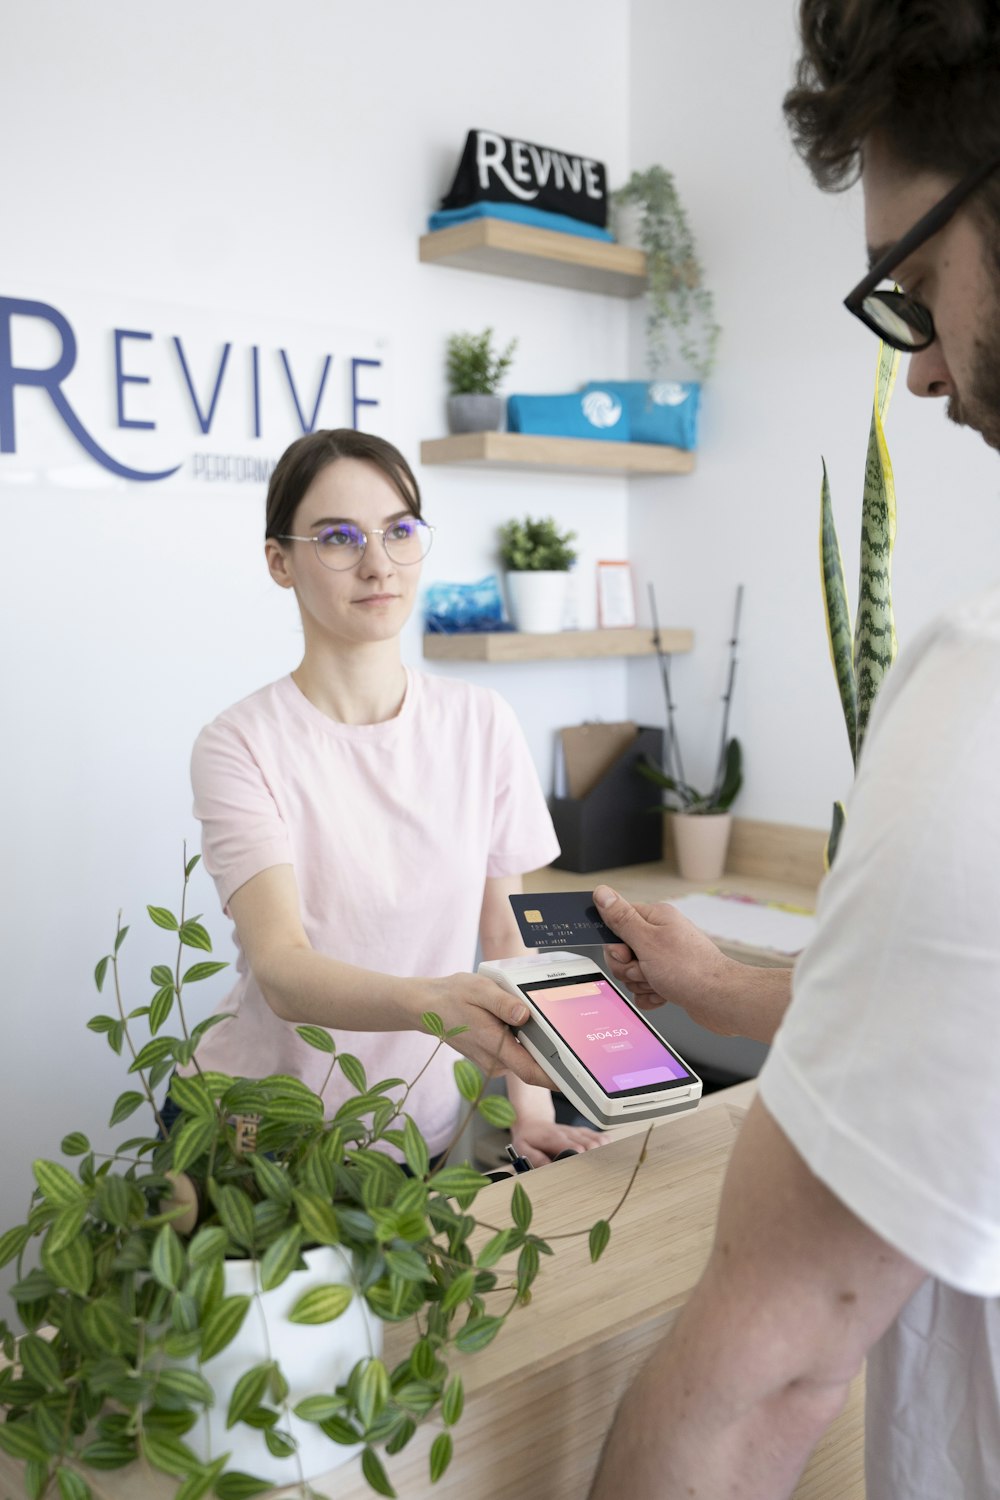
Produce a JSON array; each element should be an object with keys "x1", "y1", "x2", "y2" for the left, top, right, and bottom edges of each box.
[
  {"x1": 0, "y1": 852, "x2": 629, "y2": 1499},
  {"x1": 498, "y1": 516, "x2": 578, "y2": 634},
  {"x1": 445, "y1": 327, "x2": 517, "y2": 434}
]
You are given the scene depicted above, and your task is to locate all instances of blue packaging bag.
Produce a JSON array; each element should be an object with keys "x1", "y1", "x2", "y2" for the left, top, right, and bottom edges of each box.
[
  {"x1": 424, "y1": 574, "x2": 512, "y2": 634},
  {"x1": 579, "y1": 380, "x2": 700, "y2": 449},
  {"x1": 506, "y1": 389, "x2": 631, "y2": 443}
]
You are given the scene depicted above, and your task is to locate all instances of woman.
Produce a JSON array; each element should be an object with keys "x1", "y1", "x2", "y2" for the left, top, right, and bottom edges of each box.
[{"x1": 187, "y1": 428, "x2": 599, "y2": 1167}]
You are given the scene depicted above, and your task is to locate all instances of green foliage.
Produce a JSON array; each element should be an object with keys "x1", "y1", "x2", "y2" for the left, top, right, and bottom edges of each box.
[
  {"x1": 0, "y1": 851, "x2": 640, "y2": 1496},
  {"x1": 613, "y1": 165, "x2": 721, "y2": 380},
  {"x1": 498, "y1": 515, "x2": 577, "y2": 572},
  {"x1": 445, "y1": 327, "x2": 517, "y2": 396},
  {"x1": 637, "y1": 737, "x2": 742, "y2": 815}
]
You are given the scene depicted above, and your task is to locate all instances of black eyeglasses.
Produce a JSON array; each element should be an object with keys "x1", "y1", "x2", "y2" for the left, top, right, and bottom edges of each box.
[{"x1": 844, "y1": 155, "x2": 1000, "y2": 350}]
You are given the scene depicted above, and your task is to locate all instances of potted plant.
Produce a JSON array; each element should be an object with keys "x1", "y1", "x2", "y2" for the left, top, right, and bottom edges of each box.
[
  {"x1": 0, "y1": 853, "x2": 630, "y2": 1499},
  {"x1": 638, "y1": 584, "x2": 743, "y2": 882},
  {"x1": 612, "y1": 166, "x2": 721, "y2": 382},
  {"x1": 445, "y1": 327, "x2": 517, "y2": 434},
  {"x1": 498, "y1": 516, "x2": 577, "y2": 634}
]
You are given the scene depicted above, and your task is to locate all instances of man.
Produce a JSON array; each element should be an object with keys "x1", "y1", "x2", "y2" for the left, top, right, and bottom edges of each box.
[{"x1": 588, "y1": 4, "x2": 1000, "y2": 1497}]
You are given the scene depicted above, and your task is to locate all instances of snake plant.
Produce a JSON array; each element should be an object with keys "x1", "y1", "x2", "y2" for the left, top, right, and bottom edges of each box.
[{"x1": 820, "y1": 338, "x2": 900, "y2": 865}]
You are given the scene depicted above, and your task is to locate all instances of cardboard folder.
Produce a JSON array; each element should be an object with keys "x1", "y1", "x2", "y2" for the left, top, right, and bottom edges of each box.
[
  {"x1": 550, "y1": 725, "x2": 664, "y2": 873},
  {"x1": 559, "y1": 722, "x2": 639, "y2": 799}
]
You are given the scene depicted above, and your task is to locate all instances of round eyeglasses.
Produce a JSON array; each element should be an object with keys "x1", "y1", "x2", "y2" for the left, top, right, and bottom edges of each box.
[{"x1": 278, "y1": 517, "x2": 434, "y2": 571}]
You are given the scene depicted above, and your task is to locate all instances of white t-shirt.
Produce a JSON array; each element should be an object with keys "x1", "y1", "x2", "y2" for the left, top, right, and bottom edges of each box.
[
  {"x1": 759, "y1": 585, "x2": 1000, "y2": 1499},
  {"x1": 188, "y1": 670, "x2": 559, "y2": 1156}
]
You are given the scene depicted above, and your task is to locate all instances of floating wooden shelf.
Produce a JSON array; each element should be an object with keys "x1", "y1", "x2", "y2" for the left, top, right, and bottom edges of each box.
[
  {"x1": 419, "y1": 218, "x2": 647, "y2": 297},
  {"x1": 420, "y1": 431, "x2": 694, "y2": 477},
  {"x1": 423, "y1": 626, "x2": 693, "y2": 663}
]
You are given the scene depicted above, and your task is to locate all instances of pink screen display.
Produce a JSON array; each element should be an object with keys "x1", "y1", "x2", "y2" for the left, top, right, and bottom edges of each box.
[{"x1": 523, "y1": 976, "x2": 691, "y2": 1095}]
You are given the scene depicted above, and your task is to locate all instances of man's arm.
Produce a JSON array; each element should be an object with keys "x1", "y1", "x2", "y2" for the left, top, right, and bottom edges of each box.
[
  {"x1": 594, "y1": 885, "x2": 793, "y2": 1043},
  {"x1": 588, "y1": 1098, "x2": 926, "y2": 1500}
]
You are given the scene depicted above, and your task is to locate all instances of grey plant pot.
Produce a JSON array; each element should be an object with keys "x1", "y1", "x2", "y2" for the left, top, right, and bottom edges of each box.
[{"x1": 447, "y1": 394, "x2": 504, "y2": 434}]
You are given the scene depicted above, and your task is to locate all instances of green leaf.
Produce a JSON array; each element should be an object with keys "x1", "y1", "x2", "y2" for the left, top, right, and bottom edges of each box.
[
  {"x1": 288, "y1": 1283, "x2": 353, "y2": 1324},
  {"x1": 60, "y1": 1131, "x2": 90, "y2": 1157},
  {"x1": 147, "y1": 906, "x2": 179, "y2": 931},
  {"x1": 149, "y1": 985, "x2": 175, "y2": 1034},
  {"x1": 259, "y1": 1226, "x2": 302, "y2": 1291},
  {"x1": 48, "y1": 1202, "x2": 90, "y2": 1254},
  {"x1": 78, "y1": 1437, "x2": 136, "y2": 1469},
  {"x1": 263, "y1": 1428, "x2": 296, "y2": 1459},
  {"x1": 187, "y1": 1224, "x2": 228, "y2": 1267},
  {"x1": 262, "y1": 1094, "x2": 325, "y2": 1125},
  {"x1": 200, "y1": 1295, "x2": 251, "y2": 1361},
  {"x1": 441, "y1": 1375, "x2": 464, "y2": 1427},
  {"x1": 174, "y1": 1461, "x2": 227, "y2": 1500},
  {"x1": 150, "y1": 1224, "x2": 186, "y2": 1289},
  {"x1": 589, "y1": 1218, "x2": 611, "y2": 1263},
  {"x1": 226, "y1": 1364, "x2": 273, "y2": 1428},
  {"x1": 19, "y1": 1334, "x2": 65, "y2": 1392},
  {"x1": 401, "y1": 1116, "x2": 429, "y2": 1178},
  {"x1": 429, "y1": 1431, "x2": 453, "y2": 1483},
  {"x1": 0, "y1": 1421, "x2": 49, "y2": 1462},
  {"x1": 248, "y1": 1153, "x2": 291, "y2": 1204},
  {"x1": 107, "y1": 1020, "x2": 126, "y2": 1057},
  {"x1": 476, "y1": 1228, "x2": 512, "y2": 1269},
  {"x1": 96, "y1": 1174, "x2": 134, "y2": 1228},
  {"x1": 182, "y1": 961, "x2": 228, "y2": 984},
  {"x1": 56, "y1": 1469, "x2": 92, "y2": 1500},
  {"x1": 109, "y1": 1090, "x2": 147, "y2": 1126},
  {"x1": 517, "y1": 1240, "x2": 540, "y2": 1294},
  {"x1": 477, "y1": 1094, "x2": 516, "y2": 1128},
  {"x1": 453, "y1": 1059, "x2": 482, "y2": 1103},
  {"x1": 384, "y1": 1248, "x2": 433, "y2": 1283},
  {"x1": 86, "y1": 1014, "x2": 115, "y2": 1034},
  {"x1": 294, "y1": 1023, "x2": 335, "y2": 1053},
  {"x1": 165, "y1": 1072, "x2": 213, "y2": 1116},
  {"x1": 361, "y1": 1447, "x2": 396, "y2": 1498},
  {"x1": 33, "y1": 1159, "x2": 84, "y2": 1207},
  {"x1": 94, "y1": 956, "x2": 110, "y2": 993},
  {"x1": 172, "y1": 1115, "x2": 217, "y2": 1174},
  {"x1": 292, "y1": 1394, "x2": 345, "y2": 1422},
  {"x1": 430, "y1": 1165, "x2": 486, "y2": 1199},
  {"x1": 440, "y1": 1269, "x2": 476, "y2": 1312},
  {"x1": 214, "y1": 1186, "x2": 255, "y2": 1249},
  {"x1": 179, "y1": 920, "x2": 212, "y2": 951},
  {"x1": 41, "y1": 1235, "x2": 94, "y2": 1298},
  {"x1": 129, "y1": 1037, "x2": 175, "y2": 1074},
  {"x1": 151, "y1": 964, "x2": 174, "y2": 987},
  {"x1": 214, "y1": 1475, "x2": 273, "y2": 1500},
  {"x1": 292, "y1": 1191, "x2": 341, "y2": 1247},
  {"x1": 319, "y1": 1414, "x2": 363, "y2": 1446},
  {"x1": 156, "y1": 1368, "x2": 215, "y2": 1408},
  {"x1": 355, "y1": 1357, "x2": 390, "y2": 1428},
  {"x1": 140, "y1": 1429, "x2": 199, "y2": 1477},
  {"x1": 185, "y1": 852, "x2": 201, "y2": 877},
  {"x1": 421, "y1": 1011, "x2": 445, "y2": 1039},
  {"x1": 0, "y1": 1223, "x2": 32, "y2": 1268},
  {"x1": 511, "y1": 1181, "x2": 532, "y2": 1232},
  {"x1": 454, "y1": 1314, "x2": 504, "y2": 1353},
  {"x1": 114, "y1": 923, "x2": 130, "y2": 953},
  {"x1": 338, "y1": 1053, "x2": 367, "y2": 1092},
  {"x1": 826, "y1": 799, "x2": 847, "y2": 871}
]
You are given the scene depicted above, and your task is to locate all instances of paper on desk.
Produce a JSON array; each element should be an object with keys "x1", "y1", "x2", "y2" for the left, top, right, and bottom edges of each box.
[{"x1": 664, "y1": 893, "x2": 817, "y2": 956}]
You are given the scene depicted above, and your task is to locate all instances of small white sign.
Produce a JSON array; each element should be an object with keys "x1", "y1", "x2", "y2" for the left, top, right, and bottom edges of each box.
[{"x1": 597, "y1": 559, "x2": 636, "y2": 627}]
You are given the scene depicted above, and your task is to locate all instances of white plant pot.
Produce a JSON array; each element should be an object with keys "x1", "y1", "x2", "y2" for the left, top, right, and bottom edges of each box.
[
  {"x1": 668, "y1": 812, "x2": 732, "y2": 884},
  {"x1": 505, "y1": 571, "x2": 570, "y2": 633},
  {"x1": 180, "y1": 1245, "x2": 382, "y2": 1483}
]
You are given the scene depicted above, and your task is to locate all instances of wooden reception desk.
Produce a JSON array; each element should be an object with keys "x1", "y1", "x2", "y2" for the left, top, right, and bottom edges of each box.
[{"x1": 0, "y1": 1085, "x2": 863, "y2": 1499}]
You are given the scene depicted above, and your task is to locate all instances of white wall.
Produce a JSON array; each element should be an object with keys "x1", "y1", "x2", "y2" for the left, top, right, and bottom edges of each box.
[
  {"x1": 626, "y1": 0, "x2": 1000, "y2": 827},
  {"x1": 0, "y1": 0, "x2": 634, "y2": 1305}
]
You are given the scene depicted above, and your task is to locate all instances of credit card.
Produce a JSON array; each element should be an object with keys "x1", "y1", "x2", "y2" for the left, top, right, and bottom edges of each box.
[{"x1": 509, "y1": 891, "x2": 619, "y2": 947}]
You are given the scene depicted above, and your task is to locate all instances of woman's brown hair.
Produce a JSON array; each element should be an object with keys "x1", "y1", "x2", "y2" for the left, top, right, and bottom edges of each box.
[{"x1": 265, "y1": 430, "x2": 422, "y2": 540}]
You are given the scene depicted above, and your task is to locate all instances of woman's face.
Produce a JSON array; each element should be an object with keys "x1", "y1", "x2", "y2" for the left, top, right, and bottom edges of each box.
[{"x1": 265, "y1": 457, "x2": 423, "y2": 648}]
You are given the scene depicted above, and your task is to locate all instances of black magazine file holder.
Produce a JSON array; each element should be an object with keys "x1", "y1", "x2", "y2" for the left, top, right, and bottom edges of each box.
[{"x1": 549, "y1": 726, "x2": 664, "y2": 873}]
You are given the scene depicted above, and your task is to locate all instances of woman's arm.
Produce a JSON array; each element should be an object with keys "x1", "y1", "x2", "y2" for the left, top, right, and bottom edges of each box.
[
  {"x1": 229, "y1": 864, "x2": 551, "y2": 1085},
  {"x1": 480, "y1": 874, "x2": 602, "y2": 1164}
]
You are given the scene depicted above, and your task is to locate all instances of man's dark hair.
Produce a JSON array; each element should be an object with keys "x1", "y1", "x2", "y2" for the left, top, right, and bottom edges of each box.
[
  {"x1": 265, "y1": 429, "x2": 422, "y2": 541},
  {"x1": 785, "y1": 0, "x2": 1000, "y2": 212}
]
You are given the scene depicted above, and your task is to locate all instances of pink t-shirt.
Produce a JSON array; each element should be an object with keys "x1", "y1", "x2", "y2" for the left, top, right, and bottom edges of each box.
[{"x1": 188, "y1": 670, "x2": 559, "y2": 1155}]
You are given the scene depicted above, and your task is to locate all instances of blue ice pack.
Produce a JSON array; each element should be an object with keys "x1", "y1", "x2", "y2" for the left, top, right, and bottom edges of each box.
[
  {"x1": 424, "y1": 575, "x2": 511, "y2": 634},
  {"x1": 506, "y1": 389, "x2": 631, "y2": 442},
  {"x1": 579, "y1": 380, "x2": 700, "y2": 449}
]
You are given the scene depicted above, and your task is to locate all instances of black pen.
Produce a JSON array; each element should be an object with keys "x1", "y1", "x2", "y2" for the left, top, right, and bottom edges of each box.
[{"x1": 505, "y1": 1143, "x2": 533, "y2": 1173}]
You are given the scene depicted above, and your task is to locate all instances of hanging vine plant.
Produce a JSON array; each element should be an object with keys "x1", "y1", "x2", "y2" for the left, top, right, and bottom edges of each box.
[{"x1": 613, "y1": 165, "x2": 721, "y2": 381}]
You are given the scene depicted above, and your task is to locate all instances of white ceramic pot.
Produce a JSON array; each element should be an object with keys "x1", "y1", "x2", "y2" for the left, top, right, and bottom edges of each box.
[
  {"x1": 505, "y1": 571, "x2": 570, "y2": 633},
  {"x1": 181, "y1": 1245, "x2": 382, "y2": 1483},
  {"x1": 669, "y1": 812, "x2": 732, "y2": 884}
]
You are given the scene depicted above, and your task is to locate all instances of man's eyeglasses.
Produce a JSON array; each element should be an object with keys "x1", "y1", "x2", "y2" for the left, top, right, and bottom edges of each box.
[
  {"x1": 844, "y1": 154, "x2": 1000, "y2": 350},
  {"x1": 279, "y1": 517, "x2": 434, "y2": 571}
]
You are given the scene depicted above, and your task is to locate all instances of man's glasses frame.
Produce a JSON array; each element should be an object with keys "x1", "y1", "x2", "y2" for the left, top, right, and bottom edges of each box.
[
  {"x1": 278, "y1": 518, "x2": 435, "y2": 571},
  {"x1": 844, "y1": 154, "x2": 1000, "y2": 350}
]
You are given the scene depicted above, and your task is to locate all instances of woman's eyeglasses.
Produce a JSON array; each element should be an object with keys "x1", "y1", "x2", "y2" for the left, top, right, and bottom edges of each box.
[
  {"x1": 278, "y1": 517, "x2": 434, "y2": 571},
  {"x1": 844, "y1": 155, "x2": 1000, "y2": 351}
]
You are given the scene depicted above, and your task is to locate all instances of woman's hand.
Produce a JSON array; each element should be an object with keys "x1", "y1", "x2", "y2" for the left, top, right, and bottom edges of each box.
[
  {"x1": 420, "y1": 972, "x2": 552, "y2": 1087},
  {"x1": 511, "y1": 1117, "x2": 603, "y2": 1168}
]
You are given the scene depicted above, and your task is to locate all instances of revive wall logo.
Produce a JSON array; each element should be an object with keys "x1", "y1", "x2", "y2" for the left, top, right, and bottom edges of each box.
[{"x1": 0, "y1": 293, "x2": 389, "y2": 490}]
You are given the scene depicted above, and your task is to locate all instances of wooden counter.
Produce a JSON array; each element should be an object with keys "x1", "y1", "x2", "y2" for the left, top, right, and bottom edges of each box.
[{"x1": 0, "y1": 1085, "x2": 863, "y2": 1499}]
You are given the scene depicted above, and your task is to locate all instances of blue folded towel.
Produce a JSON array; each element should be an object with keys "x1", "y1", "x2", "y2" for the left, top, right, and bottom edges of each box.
[
  {"x1": 507, "y1": 390, "x2": 631, "y2": 442},
  {"x1": 427, "y1": 202, "x2": 614, "y2": 243},
  {"x1": 580, "y1": 380, "x2": 701, "y2": 449}
]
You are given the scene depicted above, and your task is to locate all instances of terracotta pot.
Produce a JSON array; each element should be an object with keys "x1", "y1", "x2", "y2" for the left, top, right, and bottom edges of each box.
[{"x1": 668, "y1": 811, "x2": 732, "y2": 883}]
